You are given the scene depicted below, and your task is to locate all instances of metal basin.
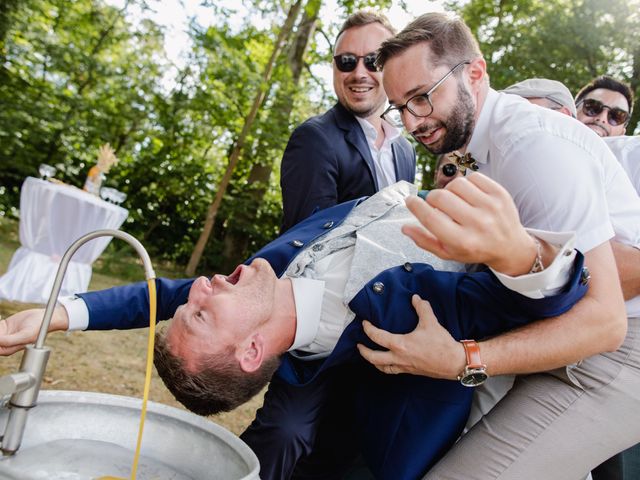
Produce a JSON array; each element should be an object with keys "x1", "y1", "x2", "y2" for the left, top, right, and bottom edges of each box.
[{"x1": 0, "y1": 390, "x2": 260, "y2": 480}]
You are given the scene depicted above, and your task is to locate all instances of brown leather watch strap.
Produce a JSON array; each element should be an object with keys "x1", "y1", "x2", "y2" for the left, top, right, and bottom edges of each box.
[{"x1": 460, "y1": 340, "x2": 484, "y2": 369}]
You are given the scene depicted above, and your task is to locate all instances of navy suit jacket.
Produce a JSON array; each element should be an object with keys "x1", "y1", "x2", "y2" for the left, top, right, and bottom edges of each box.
[
  {"x1": 79, "y1": 198, "x2": 588, "y2": 479},
  {"x1": 279, "y1": 102, "x2": 416, "y2": 232}
]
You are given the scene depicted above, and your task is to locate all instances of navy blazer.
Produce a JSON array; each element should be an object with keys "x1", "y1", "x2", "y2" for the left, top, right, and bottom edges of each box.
[
  {"x1": 279, "y1": 102, "x2": 416, "y2": 232},
  {"x1": 79, "y1": 199, "x2": 588, "y2": 479}
]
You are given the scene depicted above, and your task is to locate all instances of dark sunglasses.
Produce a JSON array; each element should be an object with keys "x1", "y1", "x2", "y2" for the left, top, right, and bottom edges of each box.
[
  {"x1": 333, "y1": 52, "x2": 378, "y2": 73},
  {"x1": 578, "y1": 98, "x2": 630, "y2": 126}
]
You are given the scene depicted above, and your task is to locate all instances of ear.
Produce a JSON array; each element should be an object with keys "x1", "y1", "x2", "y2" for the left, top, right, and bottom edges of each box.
[
  {"x1": 466, "y1": 56, "x2": 487, "y2": 90},
  {"x1": 559, "y1": 106, "x2": 574, "y2": 118},
  {"x1": 237, "y1": 333, "x2": 265, "y2": 373}
]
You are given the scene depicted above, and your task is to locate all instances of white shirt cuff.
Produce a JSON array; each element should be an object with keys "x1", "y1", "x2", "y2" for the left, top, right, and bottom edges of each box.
[
  {"x1": 57, "y1": 296, "x2": 89, "y2": 331},
  {"x1": 491, "y1": 229, "x2": 577, "y2": 299}
]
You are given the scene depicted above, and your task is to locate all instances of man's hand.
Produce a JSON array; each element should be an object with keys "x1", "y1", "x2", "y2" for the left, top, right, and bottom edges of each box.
[
  {"x1": 403, "y1": 173, "x2": 539, "y2": 276},
  {"x1": 0, "y1": 307, "x2": 69, "y2": 356},
  {"x1": 357, "y1": 295, "x2": 465, "y2": 379}
]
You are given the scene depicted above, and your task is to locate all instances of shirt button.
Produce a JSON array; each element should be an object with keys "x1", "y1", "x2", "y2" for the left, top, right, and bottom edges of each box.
[
  {"x1": 564, "y1": 250, "x2": 572, "y2": 256},
  {"x1": 291, "y1": 240, "x2": 304, "y2": 248},
  {"x1": 372, "y1": 282, "x2": 385, "y2": 294},
  {"x1": 580, "y1": 267, "x2": 591, "y2": 286},
  {"x1": 323, "y1": 221, "x2": 334, "y2": 229},
  {"x1": 403, "y1": 262, "x2": 413, "y2": 272},
  {"x1": 312, "y1": 244, "x2": 324, "y2": 252}
]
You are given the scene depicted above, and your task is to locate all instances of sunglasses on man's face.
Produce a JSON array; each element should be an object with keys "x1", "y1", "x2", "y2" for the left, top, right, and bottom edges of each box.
[
  {"x1": 333, "y1": 52, "x2": 378, "y2": 73},
  {"x1": 579, "y1": 98, "x2": 630, "y2": 126}
]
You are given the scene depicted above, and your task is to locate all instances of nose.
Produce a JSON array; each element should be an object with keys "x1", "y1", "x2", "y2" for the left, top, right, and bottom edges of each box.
[
  {"x1": 594, "y1": 109, "x2": 609, "y2": 124},
  {"x1": 189, "y1": 276, "x2": 211, "y2": 302},
  {"x1": 352, "y1": 58, "x2": 371, "y2": 77},
  {"x1": 402, "y1": 109, "x2": 423, "y2": 133}
]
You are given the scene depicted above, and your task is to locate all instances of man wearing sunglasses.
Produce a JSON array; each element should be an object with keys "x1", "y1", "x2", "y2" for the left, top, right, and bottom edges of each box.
[
  {"x1": 279, "y1": 11, "x2": 415, "y2": 233},
  {"x1": 575, "y1": 75, "x2": 634, "y2": 137},
  {"x1": 358, "y1": 12, "x2": 640, "y2": 480}
]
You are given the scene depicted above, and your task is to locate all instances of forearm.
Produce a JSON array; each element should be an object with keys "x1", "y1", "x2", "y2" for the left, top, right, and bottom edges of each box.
[
  {"x1": 50, "y1": 306, "x2": 70, "y2": 331},
  {"x1": 480, "y1": 241, "x2": 627, "y2": 376},
  {"x1": 612, "y1": 240, "x2": 640, "y2": 300}
]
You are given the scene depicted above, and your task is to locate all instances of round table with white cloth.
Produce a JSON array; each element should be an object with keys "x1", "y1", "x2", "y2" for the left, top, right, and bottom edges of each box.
[{"x1": 0, "y1": 177, "x2": 128, "y2": 303}]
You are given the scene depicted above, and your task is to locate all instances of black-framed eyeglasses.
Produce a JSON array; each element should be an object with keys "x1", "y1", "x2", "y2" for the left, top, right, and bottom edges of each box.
[
  {"x1": 381, "y1": 61, "x2": 470, "y2": 127},
  {"x1": 333, "y1": 52, "x2": 378, "y2": 73},
  {"x1": 577, "y1": 98, "x2": 630, "y2": 126}
]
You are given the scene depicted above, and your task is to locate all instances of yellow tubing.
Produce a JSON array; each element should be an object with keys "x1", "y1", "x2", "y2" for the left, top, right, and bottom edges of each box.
[{"x1": 97, "y1": 277, "x2": 156, "y2": 480}]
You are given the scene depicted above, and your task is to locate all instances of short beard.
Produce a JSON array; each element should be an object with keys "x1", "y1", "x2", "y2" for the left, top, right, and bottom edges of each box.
[{"x1": 418, "y1": 83, "x2": 476, "y2": 155}]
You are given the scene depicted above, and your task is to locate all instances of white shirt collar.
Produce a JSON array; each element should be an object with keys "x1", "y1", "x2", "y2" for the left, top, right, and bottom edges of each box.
[
  {"x1": 354, "y1": 116, "x2": 401, "y2": 148},
  {"x1": 466, "y1": 88, "x2": 499, "y2": 164},
  {"x1": 287, "y1": 277, "x2": 325, "y2": 351}
]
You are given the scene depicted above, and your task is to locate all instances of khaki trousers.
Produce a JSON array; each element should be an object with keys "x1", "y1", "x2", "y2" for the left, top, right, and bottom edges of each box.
[{"x1": 424, "y1": 318, "x2": 640, "y2": 480}]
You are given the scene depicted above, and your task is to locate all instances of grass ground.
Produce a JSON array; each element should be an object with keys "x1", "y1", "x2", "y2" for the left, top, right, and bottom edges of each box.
[{"x1": 0, "y1": 215, "x2": 264, "y2": 435}]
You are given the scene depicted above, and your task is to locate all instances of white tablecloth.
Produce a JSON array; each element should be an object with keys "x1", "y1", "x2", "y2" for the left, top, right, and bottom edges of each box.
[{"x1": 0, "y1": 177, "x2": 128, "y2": 303}]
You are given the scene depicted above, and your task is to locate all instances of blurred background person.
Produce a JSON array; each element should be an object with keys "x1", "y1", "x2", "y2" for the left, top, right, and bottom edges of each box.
[
  {"x1": 575, "y1": 75, "x2": 633, "y2": 137},
  {"x1": 502, "y1": 78, "x2": 577, "y2": 117}
]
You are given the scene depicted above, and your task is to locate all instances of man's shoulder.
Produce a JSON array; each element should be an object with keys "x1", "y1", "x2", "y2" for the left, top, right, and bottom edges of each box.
[
  {"x1": 295, "y1": 104, "x2": 346, "y2": 131},
  {"x1": 604, "y1": 135, "x2": 640, "y2": 160},
  {"x1": 490, "y1": 92, "x2": 605, "y2": 157}
]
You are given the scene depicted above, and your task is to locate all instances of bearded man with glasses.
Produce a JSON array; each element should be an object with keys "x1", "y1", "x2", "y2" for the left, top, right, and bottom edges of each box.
[
  {"x1": 279, "y1": 11, "x2": 415, "y2": 233},
  {"x1": 575, "y1": 75, "x2": 634, "y2": 138},
  {"x1": 356, "y1": 12, "x2": 640, "y2": 480}
]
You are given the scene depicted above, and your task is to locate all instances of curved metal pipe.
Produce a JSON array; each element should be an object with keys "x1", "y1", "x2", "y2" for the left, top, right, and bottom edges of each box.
[
  {"x1": 36, "y1": 229, "x2": 156, "y2": 348},
  {"x1": 2, "y1": 229, "x2": 155, "y2": 455}
]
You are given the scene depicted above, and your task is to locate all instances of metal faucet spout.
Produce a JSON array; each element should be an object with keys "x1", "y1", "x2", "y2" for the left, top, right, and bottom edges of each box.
[{"x1": 1, "y1": 229, "x2": 155, "y2": 455}]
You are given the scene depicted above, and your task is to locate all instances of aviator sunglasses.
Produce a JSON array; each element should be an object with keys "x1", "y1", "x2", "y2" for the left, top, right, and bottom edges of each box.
[
  {"x1": 333, "y1": 52, "x2": 378, "y2": 73},
  {"x1": 578, "y1": 98, "x2": 630, "y2": 126}
]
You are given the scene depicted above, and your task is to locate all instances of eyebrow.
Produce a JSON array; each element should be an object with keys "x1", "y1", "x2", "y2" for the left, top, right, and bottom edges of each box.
[{"x1": 174, "y1": 305, "x2": 196, "y2": 335}]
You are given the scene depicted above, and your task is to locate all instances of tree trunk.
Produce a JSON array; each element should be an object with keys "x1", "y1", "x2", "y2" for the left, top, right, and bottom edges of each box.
[
  {"x1": 219, "y1": 0, "x2": 321, "y2": 269},
  {"x1": 186, "y1": 0, "x2": 304, "y2": 276}
]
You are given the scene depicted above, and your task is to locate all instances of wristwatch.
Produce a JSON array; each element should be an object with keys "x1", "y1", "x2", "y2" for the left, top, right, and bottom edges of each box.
[{"x1": 457, "y1": 340, "x2": 488, "y2": 387}]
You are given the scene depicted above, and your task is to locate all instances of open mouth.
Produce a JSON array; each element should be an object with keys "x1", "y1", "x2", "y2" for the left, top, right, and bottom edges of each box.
[
  {"x1": 225, "y1": 265, "x2": 243, "y2": 285},
  {"x1": 349, "y1": 85, "x2": 373, "y2": 94},
  {"x1": 413, "y1": 125, "x2": 442, "y2": 145}
]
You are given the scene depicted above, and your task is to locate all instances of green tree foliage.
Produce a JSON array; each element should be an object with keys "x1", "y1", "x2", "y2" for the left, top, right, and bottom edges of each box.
[
  {"x1": 2, "y1": 0, "x2": 637, "y2": 274},
  {"x1": 448, "y1": 0, "x2": 640, "y2": 133},
  {"x1": 0, "y1": 0, "x2": 164, "y2": 213}
]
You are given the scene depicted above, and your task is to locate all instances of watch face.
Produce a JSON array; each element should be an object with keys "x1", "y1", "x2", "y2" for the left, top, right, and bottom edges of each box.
[{"x1": 461, "y1": 369, "x2": 488, "y2": 387}]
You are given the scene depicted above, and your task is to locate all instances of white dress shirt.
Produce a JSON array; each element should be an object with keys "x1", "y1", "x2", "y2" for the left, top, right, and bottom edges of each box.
[
  {"x1": 464, "y1": 90, "x2": 640, "y2": 430},
  {"x1": 355, "y1": 117, "x2": 401, "y2": 189},
  {"x1": 468, "y1": 89, "x2": 640, "y2": 316}
]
